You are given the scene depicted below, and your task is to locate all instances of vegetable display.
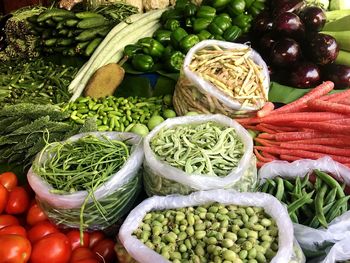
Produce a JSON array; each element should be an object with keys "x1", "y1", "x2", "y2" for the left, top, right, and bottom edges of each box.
[
  {"x1": 133, "y1": 203, "x2": 279, "y2": 262},
  {"x1": 259, "y1": 169, "x2": 349, "y2": 229},
  {"x1": 150, "y1": 121, "x2": 244, "y2": 177}
]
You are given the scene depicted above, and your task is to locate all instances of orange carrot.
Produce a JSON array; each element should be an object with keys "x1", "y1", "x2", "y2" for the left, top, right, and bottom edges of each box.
[
  {"x1": 257, "y1": 102, "x2": 275, "y2": 117},
  {"x1": 279, "y1": 154, "x2": 302, "y2": 162},
  {"x1": 258, "y1": 123, "x2": 298, "y2": 132},
  {"x1": 259, "y1": 112, "x2": 345, "y2": 124},
  {"x1": 254, "y1": 149, "x2": 275, "y2": 162},
  {"x1": 325, "y1": 89, "x2": 350, "y2": 103},
  {"x1": 256, "y1": 124, "x2": 277, "y2": 134},
  {"x1": 254, "y1": 137, "x2": 280, "y2": 146},
  {"x1": 325, "y1": 119, "x2": 350, "y2": 125},
  {"x1": 307, "y1": 99, "x2": 350, "y2": 115},
  {"x1": 262, "y1": 152, "x2": 278, "y2": 159},
  {"x1": 283, "y1": 137, "x2": 350, "y2": 146},
  {"x1": 286, "y1": 121, "x2": 350, "y2": 135},
  {"x1": 279, "y1": 143, "x2": 350, "y2": 157}
]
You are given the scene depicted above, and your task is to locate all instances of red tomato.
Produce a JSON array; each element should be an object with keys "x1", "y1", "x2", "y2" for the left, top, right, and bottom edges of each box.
[
  {"x1": 0, "y1": 225, "x2": 27, "y2": 237},
  {"x1": 74, "y1": 259, "x2": 99, "y2": 263},
  {"x1": 30, "y1": 232, "x2": 72, "y2": 263},
  {"x1": 70, "y1": 247, "x2": 96, "y2": 262},
  {"x1": 0, "y1": 172, "x2": 18, "y2": 191},
  {"x1": 0, "y1": 184, "x2": 8, "y2": 214},
  {"x1": 0, "y1": 214, "x2": 19, "y2": 229},
  {"x1": 26, "y1": 202, "x2": 47, "y2": 226},
  {"x1": 0, "y1": 234, "x2": 31, "y2": 263},
  {"x1": 91, "y1": 239, "x2": 116, "y2": 263},
  {"x1": 88, "y1": 231, "x2": 105, "y2": 248},
  {"x1": 27, "y1": 220, "x2": 59, "y2": 244},
  {"x1": 5, "y1": 186, "x2": 30, "y2": 215},
  {"x1": 67, "y1": 230, "x2": 90, "y2": 250}
]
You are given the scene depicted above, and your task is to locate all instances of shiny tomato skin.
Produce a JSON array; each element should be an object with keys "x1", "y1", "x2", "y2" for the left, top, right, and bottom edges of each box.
[
  {"x1": 30, "y1": 232, "x2": 72, "y2": 263},
  {"x1": 0, "y1": 214, "x2": 19, "y2": 229},
  {"x1": 67, "y1": 230, "x2": 90, "y2": 250},
  {"x1": 5, "y1": 186, "x2": 30, "y2": 215},
  {"x1": 0, "y1": 184, "x2": 8, "y2": 214},
  {"x1": 27, "y1": 220, "x2": 59, "y2": 244},
  {"x1": 70, "y1": 247, "x2": 96, "y2": 262},
  {"x1": 91, "y1": 239, "x2": 116, "y2": 263},
  {"x1": 0, "y1": 234, "x2": 31, "y2": 263},
  {"x1": 0, "y1": 225, "x2": 27, "y2": 237},
  {"x1": 73, "y1": 259, "x2": 99, "y2": 263},
  {"x1": 26, "y1": 202, "x2": 47, "y2": 226},
  {"x1": 0, "y1": 172, "x2": 18, "y2": 191},
  {"x1": 88, "y1": 231, "x2": 105, "y2": 248}
]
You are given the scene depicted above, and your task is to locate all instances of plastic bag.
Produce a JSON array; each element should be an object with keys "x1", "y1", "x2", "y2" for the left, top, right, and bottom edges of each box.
[
  {"x1": 27, "y1": 132, "x2": 144, "y2": 230},
  {"x1": 173, "y1": 40, "x2": 270, "y2": 118},
  {"x1": 143, "y1": 114, "x2": 257, "y2": 196},
  {"x1": 119, "y1": 189, "x2": 305, "y2": 263},
  {"x1": 258, "y1": 156, "x2": 350, "y2": 254}
]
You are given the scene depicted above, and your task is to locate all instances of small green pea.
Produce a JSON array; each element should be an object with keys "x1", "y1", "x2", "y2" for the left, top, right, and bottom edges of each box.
[
  {"x1": 195, "y1": 230, "x2": 206, "y2": 239},
  {"x1": 239, "y1": 250, "x2": 248, "y2": 259},
  {"x1": 222, "y1": 250, "x2": 237, "y2": 261},
  {"x1": 222, "y1": 238, "x2": 234, "y2": 248}
]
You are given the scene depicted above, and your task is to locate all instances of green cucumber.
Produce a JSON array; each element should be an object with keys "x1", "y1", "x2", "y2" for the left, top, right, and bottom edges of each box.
[
  {"x1": 75, "y1": 25, "x2": 111, "y2": 41},
  {"x1": 77, "y1": 17, "x2": 110, "y2": 29},
  {"x1": 75, "y1": 12, "x2": 105, "y2": 19},
  {"x1": 57, "y1": 38, "x2": 74, "y2": 46},
  {"x1": 37, "y1": 8, "x2": 75, "y2": 22},
  {"x1": 58, "y1": 29, "x2": 69, "y2": 36},
  {"x1": 84, "y1": 38, "x2": 103, "y2": 56},
  {"x1": 44, "y1": 38, "x2": 58, "y2": 47},
  {"x1": 75, "y1": 41, "x2": 91, "y2": 54},
  {"x1": 45, "y1": 19, "x2": 56, "y2": 27},
  {"x1": 64, "y1": 19, "x2": 79, "y2": 27}
]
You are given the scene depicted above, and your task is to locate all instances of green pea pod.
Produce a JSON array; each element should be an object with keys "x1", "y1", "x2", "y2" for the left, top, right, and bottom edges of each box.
[
  {"x1": 324, "y1": 188, "x2": 337, "y2": 206},
  {"x1": 197, "y1": 30, "x2": 212, "y2": 41},
  {"x1": 153, "y1": 29, "x2": 172, "y2": 44},
  {"x1": 283, "y1": 179, "x2": 294, "y2": 192},
  {"x1": 288, "y1": 191, "x2": 314, "y2": 215},
  {"x1": 164, "y1": 19, "x2": 181, "y2": 31},
  {"x1": 196, "y1": 5, "x2": 216, "y2": 19},
  {"x1": 165, "y1": 51, "x2": 185, "y2": 72},
  {"x1": 132, "y1": 54, "x2": 154, "y2": 72},
  {"x1": 223, "y1": 25, "x2": 242, "y2": 42},
  {"x1": 193, "y1": 18, "x2": 213, "y2": 33},
  {"x1": 140, "y1": 39, "x2": 165, "y2": 58},
  {"x1": 124, "y1": 44, "x2": 142, "y2": 58},
  {"x1": 314, "y1": 170, "x2": 345, "y2": 199},
  {"x1": 170, "y1": 27, "x2": 188, "y2": 48},
  {"x1": 315, "y1": 184, "x2": 329, "y2": 228},
  {"x1": 227, "y1": 0, "x2": 246, "y2": 16},
  {"x1": 275, "y1": 177, "x2": 284, "y2": 201},
  {"x1": 179, "y1": 34, "x2": 200, "y2": 53}
]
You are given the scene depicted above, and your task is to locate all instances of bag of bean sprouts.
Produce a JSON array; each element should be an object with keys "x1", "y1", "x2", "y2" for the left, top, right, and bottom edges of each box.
[
  {"x1": 173, "y1": 40, "x2": 270, "y2": 118},
  {"x1": 118, "y1": 189, "x2": 305, "y2": 263},
  {"x1": 27, "y1": 132, "x2": 144, "y2": 231},
  {"x1": 143, "y1": 114, "x2": 257, "y2": 196},
  {"x1": 258, "y1": 157, "x2": 350, "y2": 257}
]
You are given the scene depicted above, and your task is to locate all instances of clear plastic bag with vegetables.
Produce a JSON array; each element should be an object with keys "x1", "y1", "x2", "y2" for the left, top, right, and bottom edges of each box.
[
  {"x1": 258, "y1": 156, "x2": 350, "y2": 255},
  {"x1": 27, "y1": 131, "x2": 144, "y2": 231},
  {"x1": 118, "y1": 189, "x2": 305, "y2": 263},
  {"x1": 143, "y1": 114, "x2": 257, "y2": 196},
  {"x1": 173, "y1": 40, "x2": 270, "y2": 118}
]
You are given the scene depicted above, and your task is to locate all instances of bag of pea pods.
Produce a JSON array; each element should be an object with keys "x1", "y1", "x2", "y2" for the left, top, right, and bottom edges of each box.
[
  {"x1": 119, "y1": 189, "x2": 305, "y2": 263},
  {"x1": 27, "y1": 131, "x2": 144, "y2": 231},
  {"x1": 173, "y1": 40, "x2": 270, "y2": 118},
  {"x1": 143, "y1": 114, "x2": 257, "y2": 196},
  {"x1": 258, "y1": 156, "x2": 350, "y2": 256}
]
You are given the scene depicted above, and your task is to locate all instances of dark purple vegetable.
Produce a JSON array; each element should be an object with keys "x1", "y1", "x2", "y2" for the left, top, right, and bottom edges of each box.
[
  {"x1": 289, "y1": 62, "x2": 321, "y2": 88},
  {"x1": 308, "y1": 33, "x2": 339, "y2": 65},
  {"x1": 299, "y1": 6, "x2": 326, "y2": 32},
  {"x1": 252, "y1": 11, "x2": 273, "y2": 36},
  {"x1": 323, "y1": 64, "x2": 350, "y2": 89},
  {"x1": 273, "y1": 12, "x2": 305, "y2": 39},
  {"x1": 273, "y1": 0, "x2": 306, "y2": 17},
  {"x1": 271, "y1": 38, "x2": 302, "y2": 67},
  {"x1": 258, "y1": 33, "x2": 276, "y2": 60}
]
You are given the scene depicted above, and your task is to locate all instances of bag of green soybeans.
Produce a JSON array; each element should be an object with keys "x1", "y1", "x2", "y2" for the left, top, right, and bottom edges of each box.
[
  {"x1": 118, "y1": 189, "x2": 305, "y2": 263},
  {"x1": 143, "y1": 114, "x2": 257, "y2": 196}
]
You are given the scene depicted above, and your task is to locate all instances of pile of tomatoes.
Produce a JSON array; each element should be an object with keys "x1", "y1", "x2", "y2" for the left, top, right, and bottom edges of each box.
[{"x1": 0, "y1": 171, "x2": 117, "y2": 263}]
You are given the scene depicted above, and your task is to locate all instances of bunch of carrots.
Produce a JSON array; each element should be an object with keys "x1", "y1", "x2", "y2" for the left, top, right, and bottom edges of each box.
[{"x1": 236, "y1": 81, "x2": 350, "y2": 168}]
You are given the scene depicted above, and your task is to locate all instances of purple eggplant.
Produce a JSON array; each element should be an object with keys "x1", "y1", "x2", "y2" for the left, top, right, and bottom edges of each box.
[
  {"x1": 307, "y1": 33, "x2": 339, "y2": 65},
  {"x1": 289, "y1": 62, "x2": 321, "y2": 88},
  {"x1": 273, "y1": 0, "x2": 306, "y2": 17},
  {"x1": 271, "y1": 38, "x2": 302, "y2": 67},
  {"x1": 273, "y1": 12, "x2": 305, "y2": 39},
  {"x1": 252, "y1": 12, "x2": 273, "y2": 36},
  {"x1": 323, "y1": 64, "x2": 350, "y2": 89},
  {"x1": 299, "y1": 6, "x2": 326, "y2": 32}
]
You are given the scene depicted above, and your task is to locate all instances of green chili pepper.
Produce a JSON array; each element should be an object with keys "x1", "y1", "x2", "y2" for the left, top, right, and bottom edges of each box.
[
  {"x1": 184, "y1": 3, "x2": 198, "y2": 17},
  {"x1": 153, "y1": 29, "x2": 172, "y2": 44},
  {"x1": 132, "y1": 54, "x2": 154, "y2": 72},
  {"x1": 208, "y1": 16, "x2": 231, "y2": 36},
  {"x1": 165, "y1": 51, "x2": 185, "y2": 72},
  {"x1": 211, "y1": 0, "x2": 231, "y2": 8},
  {"x1": 124, "y1": 44, "x2": 142, "y2": 58},
  {"x1": 193, "y1": 18, "x2": 212, "y2": 33},
  {"x1": 197, "y1": 30, "x2": 212, "y2": 41},
  {"x1": 179, "y1": 34, "x2": 200, "y2": 53},
  {"x1": 164, "y1": 19, "x2": 181, "y2": 31},
  {"x1": 227, "y1": 0, "x2": 246, "y2": 16},
  {"x1": 140, "y1": 39, "x2": 165, "y2": 58},
  {"x1": 223, "y1": 25, "x2": 242, "y2": 42},
  {"x1": 170, "y1": 27, "x2": 188, "y2": 48},
  {"x1": 232, "y1": 14, "x2": 253, "y2": 32},
  {"x1": 196, "y1": 6, "x2": 216, "y2": 19}
]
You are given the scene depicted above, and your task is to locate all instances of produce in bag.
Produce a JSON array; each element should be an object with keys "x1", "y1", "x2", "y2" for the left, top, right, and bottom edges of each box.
[
  {"x1": 258, "y1": 156, "x2": 350, "y2": 255},
  {"x1": 118, "y1": 189, "x2": 305, "y2": 263},
  {"x1": 143, "y1": 114, "x2": 257, "y2": 196},
  {"x1": 27, "y1": 132, "x2": 144, "y2": 232},
  {"x1": 173, "y1": 40, "x2": 270, "y2": 118}
]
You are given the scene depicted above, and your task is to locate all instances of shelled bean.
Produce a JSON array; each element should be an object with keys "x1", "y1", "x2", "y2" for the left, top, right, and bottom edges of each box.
[{"x1": 133, "y1": 203, "x2": 279, "y2": 263}]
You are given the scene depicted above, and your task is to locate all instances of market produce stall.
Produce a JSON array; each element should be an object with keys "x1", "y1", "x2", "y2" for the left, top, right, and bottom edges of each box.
[{"x1": 0, "y1": 0, "x2": 349, "y2": 262}]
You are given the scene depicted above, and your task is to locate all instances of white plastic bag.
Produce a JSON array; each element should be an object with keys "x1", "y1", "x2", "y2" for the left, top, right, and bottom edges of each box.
[
  {"x1": 311, "y1": 236, "x2": 350, "y2": 263},
  {"x1": 119, "y1": 189, "x2": 305, "y2": 263},
  {"x1": 143, "y1": 114, "x2": 257, "y2": 196},
  {"x1": 258, "y1": 156, "x2": 350, "y2": 254},
  {"x1": 173, "y1": 40, "x2": 270, "y2": 118},
  {"x1": 27, "y1": 131, "x2": 144, "y2": 230}
]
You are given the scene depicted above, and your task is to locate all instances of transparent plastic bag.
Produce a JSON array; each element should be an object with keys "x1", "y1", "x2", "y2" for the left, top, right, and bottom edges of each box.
[
  {"x1": 143, "y1": 114, "x2": 257, "y2": 196},
  {"x1": 27, "y1": 132, "x2": 144, "y2": 230},
  {"x1": 118, "y1": 189, "x2": 305, "y2": 263},
  {"x1": 258, "y1": 156, "x2": 350, "y2": 254},
  {"x1": 173, "y1": 40, "x2": 270, "y2": 118}
]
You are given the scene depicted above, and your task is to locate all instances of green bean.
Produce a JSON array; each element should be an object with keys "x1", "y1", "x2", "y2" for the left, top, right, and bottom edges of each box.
[{"x1": 315, "y1": 184, "x2": 329, "y2": 228}]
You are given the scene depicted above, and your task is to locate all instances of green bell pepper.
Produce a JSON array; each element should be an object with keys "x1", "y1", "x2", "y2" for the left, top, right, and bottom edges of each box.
[
  {"x1": 213, "y1": 34, "x2": 225, "y2": 40},
  {"x1": 197, "y1": 30, "x2": 212, "y2": 41},
  {"x1": 170, "y1": 27, "x2": 188, "y2": 48},
  {"x1": 185, "y1": 17, "x2": 194, "y2": 28},
  {"x1": 160, "y1": 9, "x2": 183, "y2": 24},
  {"x1": 132, "y1": 54, "x2": 154, "y2": 72},
  {"x1": 227, "y1": 0, "x2": 246, "y2": 16},
  {"x1": 179, "y1": 34, "x2": 200, "y2": 53},
  {"x1": 184, "y1": 3, "x2": 198, "y2": 17},
  {"x1": 193, "y1": 17, "x2": 212, "y2": 33},
  {"x1": 208, "y1": 16, "x2": 232, "y2": 36},
  {"x1": 153, "y1": 29, "x2": 172, "y2": 44},
  {"x1": 163, "y1": 45, "x2": 175, "y2": 58},
  {"x1": 124, "y1": 44, "x2": 142, "y2": 58},
  {"x1": 196, "y1": 6, "x2": 216, "y2": 19},
  {"x1": 211, "y1": 0, "x2": 231, "y2": 8},
  {"x1": 223, "y1": 25, "x2": 242, "y2": 41},
  {"x1": 249, "y1": 0, "x2": 265, "y2": 17},
  {"x1": 219, "y1": 13, "x2": 232, "y2": 22},
  {"x1": 232, "y1": 13, "x2": 253, "y2": 32},
  {"x1": 140, "y1": 38, "x2": 165, "y2": 58},
  {"x1": 244, "y1": 0, "x2": 255, "y2": 8},
  {"x1": 137, "y1": 37, "x2": 153, "y2": 46},
  {"x1": 174, "y1": 0, "x2": 190, "y2": 10},
  {"x1": 165, "y1": 51, "x2": 185, "y2": 72},
  {"x1": 164, "y1": 18, "x2": 181, "y2": 31}
]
